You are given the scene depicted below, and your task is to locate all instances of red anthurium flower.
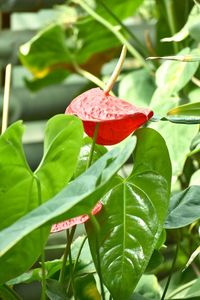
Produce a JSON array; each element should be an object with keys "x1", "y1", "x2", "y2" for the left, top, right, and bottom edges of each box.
[
  {"x1": 65, "y1": 88, "x2": 153, "y2": 145},
  {"x1": 51, "y1": 201, "x2": 102, "y2": 233}
]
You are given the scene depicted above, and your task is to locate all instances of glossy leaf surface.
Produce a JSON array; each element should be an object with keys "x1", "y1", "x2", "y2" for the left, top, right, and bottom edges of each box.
[
  {"x1": 86, "y1": 128, "x2": 171, "y2": 299},
  {"x1": 0, "y1": 137, "x2": 137, "y2": 257},
  {"x1": 0, "y1": 115, "x2": 83, "y2": 283},
  {"x1": 165, "y1": 185, "x2": 200, "y2": 229}
]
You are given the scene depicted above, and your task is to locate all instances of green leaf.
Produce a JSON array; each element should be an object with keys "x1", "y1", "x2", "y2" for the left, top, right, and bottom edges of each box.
[
  {"x1": 0, "y1": 285, "x2": 22, "y2": 300},
  {"x1": 165, "y1": 185, "x2": 200, "y2": 229},
  {"x1": 150, "y1": 48, "x2": 199, "y2": 114},
  {"x1": 95, "y1": 0, "x2": 144, "y2": 25},
  {"x1": 150, "y1": 122, "x2": 199, "y2": 179},
  {"x1": 118, "y1": 69, "x2": 155, "y2": 107},
  {"x1": 19, "y1": 24, "x2": 71, "y2": 76},
  {"x1": 74, "y1": 274, "x2": 101, "y2": 300},
  {"x1": 35, "y1": 115, "x2": 84, "y2": 195},
  {"x1": 145, "y1": 250, "x2": 164, "y2": 273},
  {"x1": 134, "y1": 275, "x2": 162, "y2": 300},
  {"x1": 164, "y1": 102, "x2": 200, "y2": 124},
  {"x1": 74, "y1": 137, "x2": 107, "y2": 178},
  {"x1": 0, "y1": 115, "x2": 83, "y2": 283},
  {"x1": 46, "y1": 279, "x2": 69, "y2": 300},
  {"x1": 160, "y1": 5, "x2": 200, "y2": 43},
  {"x1": 0, "y1": 137, "x2": 137, "y2": 257},
  {"x1": 86, "y1": 128, "x2": 171, "y2": 300},
  {"x1": 24, "y1": 69, "x2": 70, "y2": 91}
]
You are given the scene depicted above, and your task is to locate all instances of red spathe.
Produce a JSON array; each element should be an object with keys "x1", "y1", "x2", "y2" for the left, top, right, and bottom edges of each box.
[{"x1": 66, "y1": 88, "x2": 153, "y2": 145}]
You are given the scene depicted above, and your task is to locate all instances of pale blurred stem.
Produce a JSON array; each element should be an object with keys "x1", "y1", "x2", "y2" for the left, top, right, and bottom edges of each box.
[
  {"x1": 104, "y1": 45, "x2": 127, "y2": 94},
  {"x1": 86, "y1": 123, "x2": 100, "y2": 169},
  {"x1": 77, "y1": 0, "x2": 151, "y2": 73},
  {"x1": 59, "y1": 226, "x2": 76, "y2": 285},
  {"x1": 164, "y1": 0, "x2": 179, "y2": 53},
  {"x1": 34, "y1": 175, "x2": 46, "y2": 300},
  {"x1": 96, "y1": 0, "x2": 148, "y2": 56},
  {"x1": 1, "y1": 64, "x2": 12, "y2": 134},
  {"x1": 73, "y1": 62, "x2": 105, "y2": 90},
  {"x1": 161, "y1": 239, "x2": 179, "y2": 300},
  {"x1": 90, "y1": 214, "x2": 106, "y2": 300}
]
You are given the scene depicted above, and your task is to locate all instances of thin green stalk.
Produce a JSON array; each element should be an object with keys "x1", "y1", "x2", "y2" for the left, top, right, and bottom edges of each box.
[
  {"x1": 59, "y1": 226, "x2": 76, "y2": 284},
  {"x1": 96, "y1": 0, "x2": 148, "y2": 56},
  {"x1": 76, "y1": 0, "x2": 151, "y2": 73},
  {"x1": 163, "y1": 0, "x2": 179, "y2": 53},
  {"x1": 86, "y1": 123, "x2": 100, "y2": 169},
  {"x1": 161, "y1": 242, "x2": 179, "y2": 300},
  {"x1": 67, "y1": 229, "x2": 77, "y2": 299},
  {"x1": 34, "y1": 175, "x2": 46, "y2": 300},
  {"x1": 167, "y1": 279, "x2": 197, "y2": 299},
  {"x1": 73, "y1": 236, "x2": 88, "y2": 273},
  {"x1": 2, "y1": 284, "x2": 23, "y2": 300},
  {"x1": 89, "y1": 214, "x2": 106, "y2": 300}
]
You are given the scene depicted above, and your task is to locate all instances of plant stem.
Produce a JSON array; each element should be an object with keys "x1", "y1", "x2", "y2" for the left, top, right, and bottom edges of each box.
[
  {"x1": 163, "y1": 0, "x2": 179, "y2": 53},
  {"x1": 1, "y1": 64, "x2": 12, "y2": 134},
  {"x1": 89, "y1": 214, "x2": 106, "y2": 300},
  {"x1": 104, "y1": 45, "x2": 127, "y2": 94},
  {"x1": 59, "y1": 226, "x2": 76, "y2": 284},
  {"x1": 76, "y1": 0, "x2": 151, "y2": 73},
  {"x1": 67, "y1": 229, "x2": 77, "y2": 299},
  {"x1": 96, "y1": 0, "x2": 148, "y2": 56},
  {"x1": 86, "y1": 123, "x2": 100, "y2": 169},
  {"x1": 73, "y1": 236, "x2": 88, "y2": 273},
  {"x1": 167, "y1": 279, "x2": 197, "y2": 299},
  {"x1": 161, "y1": 242, "x2": 179, "y2": 300},
  {"x1": 34, "y1": 175, "x2": 46, "y2": 300},
  {"x1": 73, "y1": 62, "x2": 105, "y2": 90},
  {"x1": 2, "y1": 284, "x2": 23, "y2": 300}
]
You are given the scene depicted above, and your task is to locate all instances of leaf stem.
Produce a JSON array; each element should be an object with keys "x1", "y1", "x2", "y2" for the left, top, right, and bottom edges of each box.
[
  {"x1": 161, "y1": 242, "x2": 179, "y2": 300},
  {"x1": 67, "y1": 229, "x2": 77, "y2": 299},
  {"x1": 34, "y1": 175, "x2": 46, "y2": 300},
  {"x1": 89, "y1": 214, "x2": 105, "y2": 300},
  {"x1": 1, "y1": 64, "x2": 12, "y2": 134},
  {"x1": 59, "y1": 226, "x2": 76, "y2": 284},
  {"x1": 76, "y1": 0, "x2": 151, "y2": 73},
  {"x1": 104, "y1": 45, "x2": 127, "y2": 94},
  {"x1": 86, "y1": 123, "x2": 100, "y2": 169},
  {"x1": 96, "y1": 0, "x2": 148, "y2": 56},
  {"x1": 73, "y1": 62, "x2": 105, "y2": 90}
]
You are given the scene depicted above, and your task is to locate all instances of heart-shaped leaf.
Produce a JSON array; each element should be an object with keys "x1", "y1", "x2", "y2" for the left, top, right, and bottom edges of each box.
[
  {"x1": 86, "y1": 128, "x2": 171, "y2": 299},
  {"x1": 0, "y1": 115, "x2": 83, "y2": 283},
  {"x1": 0, "y1": 137, "x2": 137, "y2": 257}
]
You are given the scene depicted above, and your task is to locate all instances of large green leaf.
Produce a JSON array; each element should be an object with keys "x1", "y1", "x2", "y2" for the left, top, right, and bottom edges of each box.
[
  {"x1": 0, "y1": 137, "x2": 137, "y2": 257},
  {"x1": 161, "y1": 5, "x2": 200, "y2": 43},
  {"x1": 164, "y1": 102, "x2": 200, "y2": 124},
  {"x1": 0, "y1": 115, "x2": 83, "y2": 283},
  {"x1": 19, "y1": 24, "x2": 71, "y2": 76},
  {"x1": 165, "y1": 185, "x2": 200, "y2": 229},
  {"x1": 150, "y1": 122, "x2": 199, "y2": 179},
  {"x1": 150, "y1": 48, "x2": 199, "y2": 114},
  {"x1": 118, "y1": 69, "x2": 155, "y2": 107},
  {"x1": 86, "y1": 128, "x2": 171, "y2": 300}
]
